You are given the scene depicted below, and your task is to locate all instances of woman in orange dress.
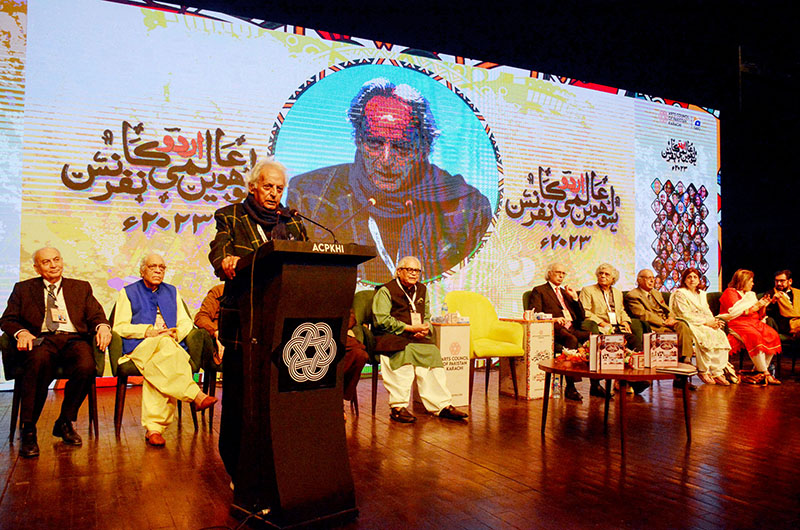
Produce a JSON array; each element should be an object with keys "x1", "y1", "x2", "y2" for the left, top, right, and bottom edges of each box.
[{"x1": 719, "y1": 269, "x2": 782, "y2": 385}]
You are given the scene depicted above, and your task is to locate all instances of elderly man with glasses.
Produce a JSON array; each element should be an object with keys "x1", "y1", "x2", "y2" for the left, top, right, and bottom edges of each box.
[
  {"x1": 112, "y1": 253, "x2": 217, "y2": 447},
  {"x1": 287, "y1": 78, "x2": 491, "y2": 284},
  {"x1": 625, "y1": 268, "x2": 696, "y2": 390},
  {"x1": 371, "y1": 256, "x2": 468, "y2": 423},
  {"x1": 527, "y1": 262, "x2": 591, "y2": 400}
]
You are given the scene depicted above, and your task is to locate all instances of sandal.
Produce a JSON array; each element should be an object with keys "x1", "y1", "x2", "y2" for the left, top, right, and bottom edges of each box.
[
  {"x1": 741, "y1": 372, "x2": 764, "y2": 385},
  {"x1": 713, "y1": 375, "x2": 731, "y2": 386},
  {"x1": 698, "y1": 372, "x2": 715, "y2": 385},
  {"x1": 723, "y1": 363, "x2": 740, "y2": 384},
  {"x1": 764, "y1": 373, "x2": 781, "y2": 385}
]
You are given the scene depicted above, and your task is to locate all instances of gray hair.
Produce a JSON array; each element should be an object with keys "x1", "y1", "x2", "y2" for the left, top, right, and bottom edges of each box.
[
  {"x1": 139, "y1": 253, "x2": 165, "y2": 275},
  {"x1": 395, "y1": 256, "x2": 421, "y2": 276},
  {"x1": 545, "y1": 262, "x2": 567, "y2": 282},
  {"x1": 595, "y1": 263, "x2": 619, "y2": 285},
  {"x1": 247, "y1": 158, "x2": 287, "y2": 188},
  {"x1": 347, "y1": 77, "x2": 439, "y2": 157}
]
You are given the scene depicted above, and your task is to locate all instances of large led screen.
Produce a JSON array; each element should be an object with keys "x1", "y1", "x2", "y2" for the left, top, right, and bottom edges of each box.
[{"x1": 0, "y1": 0, "x2": 721, "y2": 325}]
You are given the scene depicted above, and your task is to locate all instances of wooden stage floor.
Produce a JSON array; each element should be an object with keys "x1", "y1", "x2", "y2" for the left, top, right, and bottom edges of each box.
[{"x1": 1, "y1": 360, "x2": 799, "y2": 529}]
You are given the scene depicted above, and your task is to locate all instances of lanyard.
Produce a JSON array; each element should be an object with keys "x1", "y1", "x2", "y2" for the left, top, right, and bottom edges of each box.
[
  {"x1": 396, "y1": 278, "x2": 418, "y2": 313},
  {"x1": 46, "y1": 282, "x2": 63, "y2": 299},
  {"x1": 602, "y1": 289, "x2": 615, "y2": 311}
]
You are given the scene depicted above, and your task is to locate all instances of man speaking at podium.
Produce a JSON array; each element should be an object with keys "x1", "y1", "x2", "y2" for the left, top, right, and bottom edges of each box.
[{"x1": 209, "y1": 158, "x2": 308, "y2": 482}]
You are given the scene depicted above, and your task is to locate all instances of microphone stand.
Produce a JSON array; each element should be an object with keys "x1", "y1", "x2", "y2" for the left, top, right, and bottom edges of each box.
[
  {"x1": 289, "y1": 209, "x2": 339, "y2": 243},
  {"x1": 332, "y1": 197, "x2": 376, "y2": 232}
]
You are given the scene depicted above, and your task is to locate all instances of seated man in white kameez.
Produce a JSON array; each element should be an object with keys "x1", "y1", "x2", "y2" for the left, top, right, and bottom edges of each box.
[
  {"x1": 113, "y1": 253, "x2": 217, "y2": 446},
  {"x1": 372, "y1": 256, "x2": 468, "y2": 423}
]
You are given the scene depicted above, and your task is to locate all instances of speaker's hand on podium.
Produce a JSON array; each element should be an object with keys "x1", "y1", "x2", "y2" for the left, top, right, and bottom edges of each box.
[{"x1": 222, "y1": 255, "x2": 241, "y2": 279}]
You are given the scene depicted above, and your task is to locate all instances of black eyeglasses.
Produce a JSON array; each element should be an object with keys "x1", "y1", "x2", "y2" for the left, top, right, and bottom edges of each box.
[{"x1": 398, "y1": 267, "x2": 421, "y2": 274}]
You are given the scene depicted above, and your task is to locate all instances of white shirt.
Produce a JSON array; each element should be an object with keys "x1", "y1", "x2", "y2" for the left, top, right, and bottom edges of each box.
[{"x1": 40, "y1": 278, "x2": 78, "y2": 333}]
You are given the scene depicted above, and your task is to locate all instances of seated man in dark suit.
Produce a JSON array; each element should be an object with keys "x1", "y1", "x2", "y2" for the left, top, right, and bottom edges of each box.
[
  {"x1": 527, "y1": 262, "x2": 593, "y2": 401},
  {"x1": 0, "y1": 247, "x2": 111, "y2": 458}
]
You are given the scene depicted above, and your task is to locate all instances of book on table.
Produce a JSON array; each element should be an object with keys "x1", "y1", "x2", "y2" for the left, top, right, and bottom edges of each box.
[
  {"x1": 655, "y1": 363, "x2": 698, "y2": 375},
  {"x1": 589, "y1": 333, "x2": 625, "y2": 371},
  {"x1": 643, "y1": 332, "x2": 679, "y2": 368}
]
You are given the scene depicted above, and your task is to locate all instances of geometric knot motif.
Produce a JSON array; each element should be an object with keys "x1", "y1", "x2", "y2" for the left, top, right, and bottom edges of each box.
[{"x1": 282, "y1": 322, "x2": 337, "y2": 383}]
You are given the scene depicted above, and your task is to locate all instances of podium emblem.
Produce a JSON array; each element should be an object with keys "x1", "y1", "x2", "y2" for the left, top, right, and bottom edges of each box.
[{"x1": 282, "y1": 322, "x2": 338, "y2": 383}]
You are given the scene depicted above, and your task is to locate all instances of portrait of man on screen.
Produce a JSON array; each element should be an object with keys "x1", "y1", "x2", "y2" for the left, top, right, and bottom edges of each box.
[{"x1": 286, "y1": 77, "x2": 492, "y2": 284}]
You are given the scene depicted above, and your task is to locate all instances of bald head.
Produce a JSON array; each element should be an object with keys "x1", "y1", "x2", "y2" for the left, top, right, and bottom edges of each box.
[
  {"x1": 33, "y1": 247, "x2": 63, "y2": 283},
  {"x1": 637, "y1": 269, "x2": 656, "y2": 291}
]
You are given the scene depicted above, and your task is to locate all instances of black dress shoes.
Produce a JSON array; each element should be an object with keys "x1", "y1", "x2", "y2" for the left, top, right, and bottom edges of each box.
[
  {"x1": 565, "y1": 386, "x2": 583, "y2": 401},
  {"x1": 589, "y1": 383, "x2": 613, "y2": 398},
  {"x1": 390, "y1": 407, "x2": 417, "y2": 423},
  {"x1": 53, "y1": 419, "x2": 82, "y2": 446},
  {"x1": 20, "y1": 428, "x2": 39, "y2": 458},
  {"x1": 438, "y1": 405, "x2": 468, "y2": 422},
  {"x1": 673, "y1": 377, "x2": 698, "y2": 391}
]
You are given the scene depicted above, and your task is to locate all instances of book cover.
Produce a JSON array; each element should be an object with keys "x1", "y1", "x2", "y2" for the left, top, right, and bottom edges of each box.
[
  {"x1": 643, "y1": 332, "x2": 679, "y2": 368},
  {"x1": 598, "y1": 334, "x2": 626, "y2": 371}
]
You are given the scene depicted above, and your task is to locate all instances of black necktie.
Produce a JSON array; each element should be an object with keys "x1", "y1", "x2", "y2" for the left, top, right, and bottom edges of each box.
[{"x1": 45, "y1": 284, "x2": 59, "y2": 332}]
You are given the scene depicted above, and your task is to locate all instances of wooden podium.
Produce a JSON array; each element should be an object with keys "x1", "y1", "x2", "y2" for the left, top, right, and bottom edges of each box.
[{"x1": 226, "y1": 240, "x2": 375, "y2": 528}]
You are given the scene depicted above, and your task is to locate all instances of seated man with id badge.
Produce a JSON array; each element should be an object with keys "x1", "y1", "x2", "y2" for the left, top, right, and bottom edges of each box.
[
  {"x1": 0, "y1": 247, "x2": 111, "y2": 458},
  {"x1": 112, "y1": 253, "x2": 216, "y2": 447},
  {"x1": 579, "y1": 263, "x2": 647, "y2": 396},
  {"x1": 579, "y1": 263, "x2": 641, "y2": 350},
  {"x1": 371, "y1": 256, "x2": 468, "y2": 424}
]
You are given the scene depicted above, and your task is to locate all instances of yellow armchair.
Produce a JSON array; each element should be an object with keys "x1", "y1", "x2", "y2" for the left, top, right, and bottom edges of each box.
[{"x1": 444, "y1": 291, "x2": 524, "y2": 401}]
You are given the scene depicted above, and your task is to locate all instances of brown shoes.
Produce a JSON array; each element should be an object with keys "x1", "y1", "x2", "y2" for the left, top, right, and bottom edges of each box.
[
  {"x1": 390, "y1": 407, "x2": 417, "y2": 423},
  {"x1": 145, "y1": 431, "x2": 166, "y2": 447},
  {"x1": 438, "y1": 405, "x2": 468, "y2": 422},
  {"x1": 20, "y1": 428, "x2": 39, "y2": 458},
  {"x1": 565, "y1": 386, "x2": 583, "y2": 401}
]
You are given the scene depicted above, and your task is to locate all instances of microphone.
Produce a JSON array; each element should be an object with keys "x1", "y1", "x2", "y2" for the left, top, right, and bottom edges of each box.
[
  {"x1": 332, "y1": 197, "x2": 376, "y2": 232},
  {"x1": 404, "y1": 198, "x2": 423, "y2": 257},
  {"x1": 288, "y1": 208, "x2": 339, "y2": 243},
  {"x1": 405, "y1": 198, "x2": 421, "y2": 235}
]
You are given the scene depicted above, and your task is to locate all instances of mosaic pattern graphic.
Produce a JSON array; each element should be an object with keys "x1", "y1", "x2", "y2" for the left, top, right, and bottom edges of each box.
[{"x1": 650, "y1": 179, "x2": 710, "y2": 291}]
